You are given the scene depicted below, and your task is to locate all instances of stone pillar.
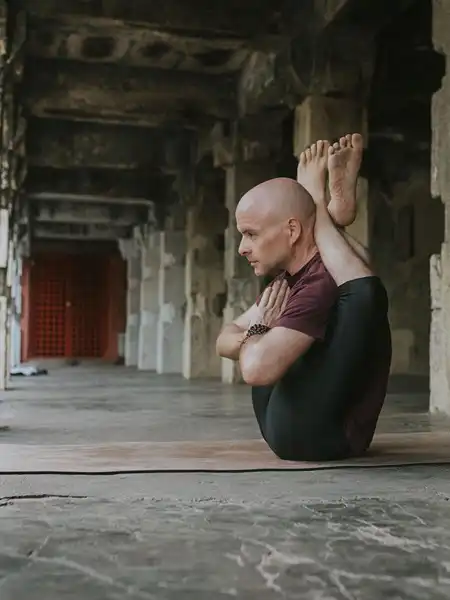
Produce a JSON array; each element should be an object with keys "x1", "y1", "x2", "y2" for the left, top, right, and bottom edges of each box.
[
  {"x1": 156, "y1": 228, "x2": 186, "y2": 374},
  {"x1": 210, "y1": 120, "x2": 279, "y2": 383},
  {"x1": 182, "y1": 170, "x2": 228, "y2": 379},
  {"x1": 429, "y1": 0, "x2": 450, "y2": 413},
  {"x1": 119, "y1": 237, "x2": 141, "y2": 367},
  {"x1": 137, "y1": 230, "x2": 160, "y2": 371},
  {"x1": 294, "y1": 95, "x2": 369, "y2": 246},
  {"x1": 0, "y1": 4, "x2": 27, "y2": 388},
  {"x1": 9, "y1": 240, "x2": 21, "y2": 370},
  {"x1": 0, "y1": 209, "x2": 8, "y2": 389},
  {"x1": 0, "y1": 42, "x2": 10, "y2": 389},
  {"x1": 221, "y1": 162, "x2": 275, "y2": 383}
]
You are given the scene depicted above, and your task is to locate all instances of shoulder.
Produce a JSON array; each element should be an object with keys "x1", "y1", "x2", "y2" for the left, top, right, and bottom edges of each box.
[{"x1": 290, "y1": 257, "x2": 337, "y2": 301}]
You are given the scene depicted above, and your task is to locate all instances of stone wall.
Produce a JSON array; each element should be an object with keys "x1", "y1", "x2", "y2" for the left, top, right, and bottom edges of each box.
[
  {"x1": 429, "y1": 0, "x2": 450, "y2": 413},
  {"x1": 183, "y1": 194, "x2": 227, "y2": 379},
  {"x1": 366, "y1": 0, "x2": 444, "y2": 379},
  {"x1": 371, "y1": 167, "x2": 444, "y2": 375}
]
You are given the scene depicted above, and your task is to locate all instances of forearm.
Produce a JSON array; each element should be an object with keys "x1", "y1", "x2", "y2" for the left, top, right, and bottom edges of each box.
[
  {"x1": 216, "y1": 323, "x2": 246, "y2": 360},
  {"x1": 239, "y1": 335, "x2": 284, "y2": 386}
]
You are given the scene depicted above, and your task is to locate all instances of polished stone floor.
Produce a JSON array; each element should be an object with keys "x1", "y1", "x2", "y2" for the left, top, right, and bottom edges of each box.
[{"x1": 0, "y1": 365, "x2": 450, "y2": 599}]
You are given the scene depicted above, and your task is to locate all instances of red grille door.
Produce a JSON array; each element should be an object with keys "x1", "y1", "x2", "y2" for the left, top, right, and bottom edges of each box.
[
  {"x1": 29, "y1": 254, "x2": 107, "y2": 359},
  {"x1": 69, "y1": 257, "x2": 105, "y2": 358},
  {"x1": 30, "y1": 256, "x2": 67, "y2": 357}
]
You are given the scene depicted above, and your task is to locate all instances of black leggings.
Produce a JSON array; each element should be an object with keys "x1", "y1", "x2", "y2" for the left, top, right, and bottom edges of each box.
[{"x1": 251, "y1": 276, "x2": 390, "y2": 461}]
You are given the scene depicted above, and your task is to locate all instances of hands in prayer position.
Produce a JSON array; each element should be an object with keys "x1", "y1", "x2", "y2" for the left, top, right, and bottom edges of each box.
[{"x1": 249, "y1": 279, "x2": 290, "y2": 329}]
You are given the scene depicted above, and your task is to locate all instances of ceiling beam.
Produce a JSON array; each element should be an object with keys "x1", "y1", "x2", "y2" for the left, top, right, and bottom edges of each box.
[
  {"x1": 25, "y1": 110, "x2": 216, "y2": 131},
  {"x1": 27, "y1": 16, "x2": 250, "y2": 74},
  {"x1": 23, "y1": 202, "x2": 147, "y2": 227},
  {"x1": 23, "y1": 58, "x2": 236, "y2": 122},
  {"x1": 26, "y1": 118, "x2": 194, "y2": 171},
  {"x1": 25, "y1": 165, "x2": 171, "y2": 200},
  {"x1": 33, "y1": 223, "x2": 130, "y2": 241},
  {"x1": 23, "y1": 0, "x2": 275, "y2": 37},
  {"x1": 27, "y1": 192, "x2": 154, "y2": 207}
]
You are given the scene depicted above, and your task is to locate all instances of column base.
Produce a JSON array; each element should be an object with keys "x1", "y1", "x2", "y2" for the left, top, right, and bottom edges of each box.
[{"x1": 0, "y1": 296, "x2": 8, "y2": 390}]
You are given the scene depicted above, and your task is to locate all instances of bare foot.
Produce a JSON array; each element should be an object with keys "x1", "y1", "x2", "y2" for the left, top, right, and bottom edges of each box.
[
  {"x1": 327, "y1": 133, "x2": 363, "y2": 227},
  {"x1": 296, "y1": 140, "x2": 329, "y2": 205}
]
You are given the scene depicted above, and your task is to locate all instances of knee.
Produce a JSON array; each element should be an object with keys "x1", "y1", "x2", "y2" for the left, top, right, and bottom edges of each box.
[{"x1": 341, "y1": 276, "x2": 388, "y2": 315}]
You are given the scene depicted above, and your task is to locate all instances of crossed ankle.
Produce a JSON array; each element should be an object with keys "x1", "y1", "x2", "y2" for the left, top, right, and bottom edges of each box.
[{"x1": 314, "y1": 196, "x2": 328, "y2": 209}]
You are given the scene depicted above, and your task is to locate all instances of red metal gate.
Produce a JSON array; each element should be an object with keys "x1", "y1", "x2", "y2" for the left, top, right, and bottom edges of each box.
[{"x1": 29, "y1": 254, "x2": 107, "y2": 358}]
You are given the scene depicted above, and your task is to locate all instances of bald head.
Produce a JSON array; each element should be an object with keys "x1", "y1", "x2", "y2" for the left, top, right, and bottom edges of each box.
[
  {"x1": 237, "y1": 177, "x2": 315, "y2": 225},
  {"x1": 235, "y1": 177, "x2": 317, "y2": 277}
]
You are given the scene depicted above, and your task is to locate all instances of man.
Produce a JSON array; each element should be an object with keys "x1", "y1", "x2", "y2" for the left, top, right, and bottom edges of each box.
[{"x1": 216, "y1": 134, "x2": 391, "y2": 461}]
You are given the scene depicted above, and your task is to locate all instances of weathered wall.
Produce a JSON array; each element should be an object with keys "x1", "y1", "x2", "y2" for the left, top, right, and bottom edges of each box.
[
  {"x1": 119, "y1": 237, "x2": 141, "y2": 367},
  {"x1": 138, "y1": 231, "x2": 160, "y2": 371},
  {"x1": 429, "y1": 0, "x2": 450, "y2": 413},
  {"x1": 371, "y1": 165, "x2": 444, "y2": 375},
  {"x1": 156, "y1": 229, "x2": 186, "y2": 374},
  {"x1": 183, "y1": 194, "x2": 227, "y2": 379},
  {"x1": 367, "y1": 0, "x2": 444, "y2": 378}
]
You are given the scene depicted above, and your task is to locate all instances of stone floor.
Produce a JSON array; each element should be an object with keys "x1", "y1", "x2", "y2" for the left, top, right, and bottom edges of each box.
[{"x1": 0, "y1": 365, "x2": 450, "y2": 599}]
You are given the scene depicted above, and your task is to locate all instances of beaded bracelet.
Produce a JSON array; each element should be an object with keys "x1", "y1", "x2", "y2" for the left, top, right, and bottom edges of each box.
[{"x1": 241, "y1": 323, "x2": 271, "y2": 347}]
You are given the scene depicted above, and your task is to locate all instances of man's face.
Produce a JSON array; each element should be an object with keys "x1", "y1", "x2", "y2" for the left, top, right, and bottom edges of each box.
[{"x1": 236, "y1": 203, "x2": 292, "y2": 277}]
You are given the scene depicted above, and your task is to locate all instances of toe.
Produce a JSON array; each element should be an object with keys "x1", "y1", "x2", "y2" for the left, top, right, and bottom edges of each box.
[
  {"x1": 316, "y1": 140, "x2": 324, "y2": 157},
  {"x1": 351, "y1": 133, "x2": 364, "y2": 150},
  {"x1": 333, "y1": 141, "x2": 340, "y2": 151},
  {"x1": 299, "y1": 151, "x2": 306, "y2": 166},
  {"x1": 328, "y1": 145, "x2": 335, "y2": 156},
  {"x1": 345, "y1": 134, "x2": 352, "y2": 147},
  {"x1": 340, "y1": 136, "x2": 347, "y2": 149},
  {"x1": 305, "y1": 148, "x2": 312, "y2": 162},
  {"x1": 310, "y1": 143, "x2": 317, "y2": 158}
]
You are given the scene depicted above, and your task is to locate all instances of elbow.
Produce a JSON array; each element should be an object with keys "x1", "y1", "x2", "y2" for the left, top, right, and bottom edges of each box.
[
  {"x1": 242, "y1": 372, "x2": 266, "y2": 386},
  {"x1": 215, "y1": 335, "x2": 223, "y2": 357},
  {"x1": 242, "y1": 370, "x2": 275, "y2": 387},
  {"x1": 215, "y1": 333, "x2": 228, "y2": 358},
  {"x1": 240, "y1": 358, "x2": 277, "y2": 387}
]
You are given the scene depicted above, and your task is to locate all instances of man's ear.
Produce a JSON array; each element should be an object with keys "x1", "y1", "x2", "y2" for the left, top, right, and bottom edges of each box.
[{"x1": 288, "y1": 218, "x2": 302, "y2": 245}]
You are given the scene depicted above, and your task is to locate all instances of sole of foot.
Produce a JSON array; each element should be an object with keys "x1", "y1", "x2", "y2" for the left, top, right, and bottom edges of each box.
[
  {"x1": 327, "y1": 133, "x2": 364, "y2": 228},
  {"x1": 296, "y1": 139, "x2": 329, "y2": 204}
]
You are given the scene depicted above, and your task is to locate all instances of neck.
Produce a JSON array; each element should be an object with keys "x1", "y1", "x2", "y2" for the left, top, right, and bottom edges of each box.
[{"x1": 285, "y1": 240, "x2": 318, "y2": 276}]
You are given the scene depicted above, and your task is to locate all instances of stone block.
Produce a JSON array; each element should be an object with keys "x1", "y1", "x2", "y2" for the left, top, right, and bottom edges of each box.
[
  {"x1": 391, "y1": 329, "x2": 414, "y2": 374},
  {"x1": 293, "y1": 96, "x2": 367, "y2": 157},
  {"x1": 433, "y1": 0, "x2": 450, "y2": 55},
  {"x1": 183, "y1": 200, "x2": 226, "y2": 380}
]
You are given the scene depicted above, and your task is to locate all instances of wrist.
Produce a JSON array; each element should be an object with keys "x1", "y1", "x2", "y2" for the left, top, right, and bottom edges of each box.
[{"x1": 241, "y1": 323, "x2": 271, "y2": 347}]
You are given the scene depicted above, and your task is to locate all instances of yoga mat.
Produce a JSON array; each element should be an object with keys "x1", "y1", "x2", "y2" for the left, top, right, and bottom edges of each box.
[{"x1": 0, "y1": 432, "x2": 449, "y2": 474}]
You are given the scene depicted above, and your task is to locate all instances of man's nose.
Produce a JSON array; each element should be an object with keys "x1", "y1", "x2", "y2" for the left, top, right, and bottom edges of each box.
[{"x1": 238, "y1": 238, "x2": 249, "y2": 256}]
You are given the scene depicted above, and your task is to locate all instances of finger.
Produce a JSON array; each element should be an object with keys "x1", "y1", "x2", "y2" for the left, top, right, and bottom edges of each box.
[
  {"x1": 279, "y1": 284, "x2": 290, "y2": 313},
  {"x1": 277, "y1": 284, "x2": 291, "y2": 311},
  {"x1": 272, "y1": 280, "x2": 288, "y2": 308},
  {"x1": 266, "y1": 279, "x2": 282, "y2": 307},
  {"x1": 260, "y1": 284, "x2": 273, "y2": 307}
]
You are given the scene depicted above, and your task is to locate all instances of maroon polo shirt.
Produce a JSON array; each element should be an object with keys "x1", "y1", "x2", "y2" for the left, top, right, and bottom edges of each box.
[{"x1": 258, "y1": 251, "x2": 391, "y2": 455}]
